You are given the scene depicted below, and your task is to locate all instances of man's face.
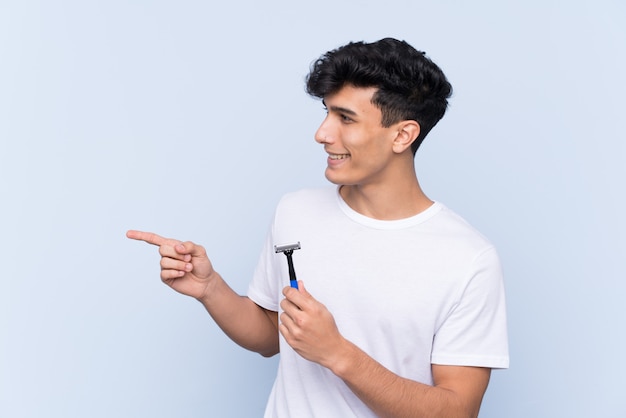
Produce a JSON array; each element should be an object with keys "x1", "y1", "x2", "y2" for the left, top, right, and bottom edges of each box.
[{"x1": 315, "y1": 85, "x2": 402, "y2": 187}]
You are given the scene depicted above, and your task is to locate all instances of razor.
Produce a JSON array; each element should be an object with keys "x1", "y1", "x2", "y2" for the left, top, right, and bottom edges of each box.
[{"x1": 274, "y1": 242, "x2": 301, "y2": 289}]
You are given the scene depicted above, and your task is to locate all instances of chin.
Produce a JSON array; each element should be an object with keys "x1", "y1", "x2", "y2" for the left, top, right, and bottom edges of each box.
[
  {"x1": 324, "y1": 170, "x2": 344, "y2": 185},
  {"x1": 325, "y1": 174, "x2": 356, "y2": 188},
  {"x1": 324, "y1": 168, "x2": 364, "y2": 187}
]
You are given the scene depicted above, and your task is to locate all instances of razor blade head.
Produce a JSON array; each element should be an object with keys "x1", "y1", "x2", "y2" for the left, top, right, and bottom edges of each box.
[{"x1": 274, "y1": 242, "x2": 301, "y2": 253}]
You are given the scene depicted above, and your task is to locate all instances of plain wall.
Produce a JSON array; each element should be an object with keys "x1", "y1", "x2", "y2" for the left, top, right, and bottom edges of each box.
[{"x1": 1, "y1": 0, "x2": 625, "y2": 417}]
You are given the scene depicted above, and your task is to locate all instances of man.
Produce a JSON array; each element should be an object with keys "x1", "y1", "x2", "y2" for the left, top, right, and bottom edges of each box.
[{"x1": 127, "y1": 38, "x2": 508, "y2": 418}]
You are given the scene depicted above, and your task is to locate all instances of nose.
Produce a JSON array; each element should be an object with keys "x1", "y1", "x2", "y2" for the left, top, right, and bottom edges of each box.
[{"x1": 314, "y1": 117, "x2": 333, "y2": 144}]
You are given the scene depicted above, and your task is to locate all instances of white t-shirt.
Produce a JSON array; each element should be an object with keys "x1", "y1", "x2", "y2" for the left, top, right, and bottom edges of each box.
[{"x1": 247, "y1": 187, "x2": 509, "y2": 418}]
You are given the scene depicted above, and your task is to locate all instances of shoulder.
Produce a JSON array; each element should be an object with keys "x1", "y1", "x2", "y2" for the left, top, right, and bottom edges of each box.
[{"x1": 429, "y1": 203, "x2": 496, "y2": 254}]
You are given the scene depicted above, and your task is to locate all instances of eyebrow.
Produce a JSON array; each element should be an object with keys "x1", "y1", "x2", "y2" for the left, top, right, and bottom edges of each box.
[{"x1": 322, "y1": 100, "x2": 358, "y2": 117}]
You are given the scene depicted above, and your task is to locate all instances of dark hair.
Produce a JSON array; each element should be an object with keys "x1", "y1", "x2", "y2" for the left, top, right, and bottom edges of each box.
[{"x1": 306, "y1": 38, "x2": 452, "y2": 154}]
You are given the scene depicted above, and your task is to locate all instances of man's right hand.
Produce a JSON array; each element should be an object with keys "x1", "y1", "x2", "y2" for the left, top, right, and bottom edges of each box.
[{"x1": 126, "y1": 230, "x2": 216, "y2": 300}]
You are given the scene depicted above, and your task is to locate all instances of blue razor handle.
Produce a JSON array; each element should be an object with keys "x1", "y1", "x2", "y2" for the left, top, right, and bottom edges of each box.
[{"x1": 285, "y1": 250, "x2": 299, "y2": 290}]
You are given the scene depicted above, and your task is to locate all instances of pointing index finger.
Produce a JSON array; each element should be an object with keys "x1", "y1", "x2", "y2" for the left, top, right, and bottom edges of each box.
[{"x1": 126, "y1": 230, "x2": 168, "y2": 247}]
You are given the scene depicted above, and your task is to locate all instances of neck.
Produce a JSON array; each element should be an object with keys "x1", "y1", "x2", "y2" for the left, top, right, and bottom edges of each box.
[{"x1": 339, "y1": 170, "x2": 433, "y2": 221}]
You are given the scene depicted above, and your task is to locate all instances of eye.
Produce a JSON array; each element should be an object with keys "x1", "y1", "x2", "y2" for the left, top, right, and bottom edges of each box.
[{"x1": 340, "y1": 114, "x2": 354, "y2": 123}]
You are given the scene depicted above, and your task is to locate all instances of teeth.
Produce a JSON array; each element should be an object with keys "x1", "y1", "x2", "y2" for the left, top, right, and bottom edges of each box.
[{"x1": 329, "y1": 154, "x2": 349, "y2": 160}]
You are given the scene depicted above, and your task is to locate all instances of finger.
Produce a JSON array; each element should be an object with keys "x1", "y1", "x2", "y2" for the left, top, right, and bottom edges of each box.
[
  {"x1": 278, "y1": 321, "x2": 291, "y2": 340},
  {"x1": 297, "y1": 280, "x2": 308, "y2": 296},
  {"x1": 279, "y1": 311, "x2": 297, "y2": 333},
  {"x1": 126, "y1": 230, "x2": 168, "y2": 246},
  {"x1": 282, "y1": 281, "x2": 309, "y2": 306},
  {"x1": 159, "y1": 244, "x2": 191, "y2": 262},
  {"x1": 279, "y1": 312, "x2": 305, "y2": 341},
  {"x1": 161, "y1": 268, "x2": 186, "y2": 281},
  {"x1": 281, "y1": 287, "x2": 299, "y2": 309},
  {"x1": 160, "y1": 256, "x2": 193, "y2": 274},
  {"x1": 175, "y1": 241, "x2": 207, "y2": 258},
  {"x1": 280, "y1": 297, "x2": 299, "y2": 316}
]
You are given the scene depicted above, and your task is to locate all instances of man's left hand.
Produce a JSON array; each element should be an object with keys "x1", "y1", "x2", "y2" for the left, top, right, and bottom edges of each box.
[{"x1": 279, "y1": 281, "x2": 348, "y2": 369}]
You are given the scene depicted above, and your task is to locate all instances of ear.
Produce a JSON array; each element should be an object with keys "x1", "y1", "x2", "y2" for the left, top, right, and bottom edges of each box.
[{"x1": 392, "y1": 120, "x2": 420, "y2": 154}]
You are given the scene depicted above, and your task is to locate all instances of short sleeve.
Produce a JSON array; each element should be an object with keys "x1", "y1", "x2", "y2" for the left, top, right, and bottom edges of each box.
[
  {"x1": 247, "y1": 216, "x2": 282, "y2": 312},
  {"x1": 431, "y1": 246, "x2": 509, "y2": 369}
]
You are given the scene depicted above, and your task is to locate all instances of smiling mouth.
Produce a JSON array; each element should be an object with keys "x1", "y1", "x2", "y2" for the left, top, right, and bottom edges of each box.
[{"x1": 329, "y1": 154, "x2": 350, "y2": 160}]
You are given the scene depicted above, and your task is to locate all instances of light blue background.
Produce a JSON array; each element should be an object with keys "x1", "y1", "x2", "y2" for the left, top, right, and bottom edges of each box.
[{"x1": 1, "y1": 1, "x2": 624, "y2": 417}]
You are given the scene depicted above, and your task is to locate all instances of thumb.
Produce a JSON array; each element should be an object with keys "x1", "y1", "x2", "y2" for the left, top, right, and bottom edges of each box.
[
  {"x1": 175, "y1": 241, "x2": 206, "y2": 258},
  {"x1": 297, "y1": 280, "x2": 309, "y2": 296}
]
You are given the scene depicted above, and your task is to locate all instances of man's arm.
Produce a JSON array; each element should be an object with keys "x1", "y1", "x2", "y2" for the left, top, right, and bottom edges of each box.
[
  {"x1": 195, "y1": 269, "x2": 279, "y2": 357},
  {"x1": 280, "y1": 281, "x2": 490, "y2": 418},
  {"x1": 332, "y1": 343, "x2": 490, "y2": 418},
  {"x1": 127, "y1": 230, "x2": 279, "y2": 357}
]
